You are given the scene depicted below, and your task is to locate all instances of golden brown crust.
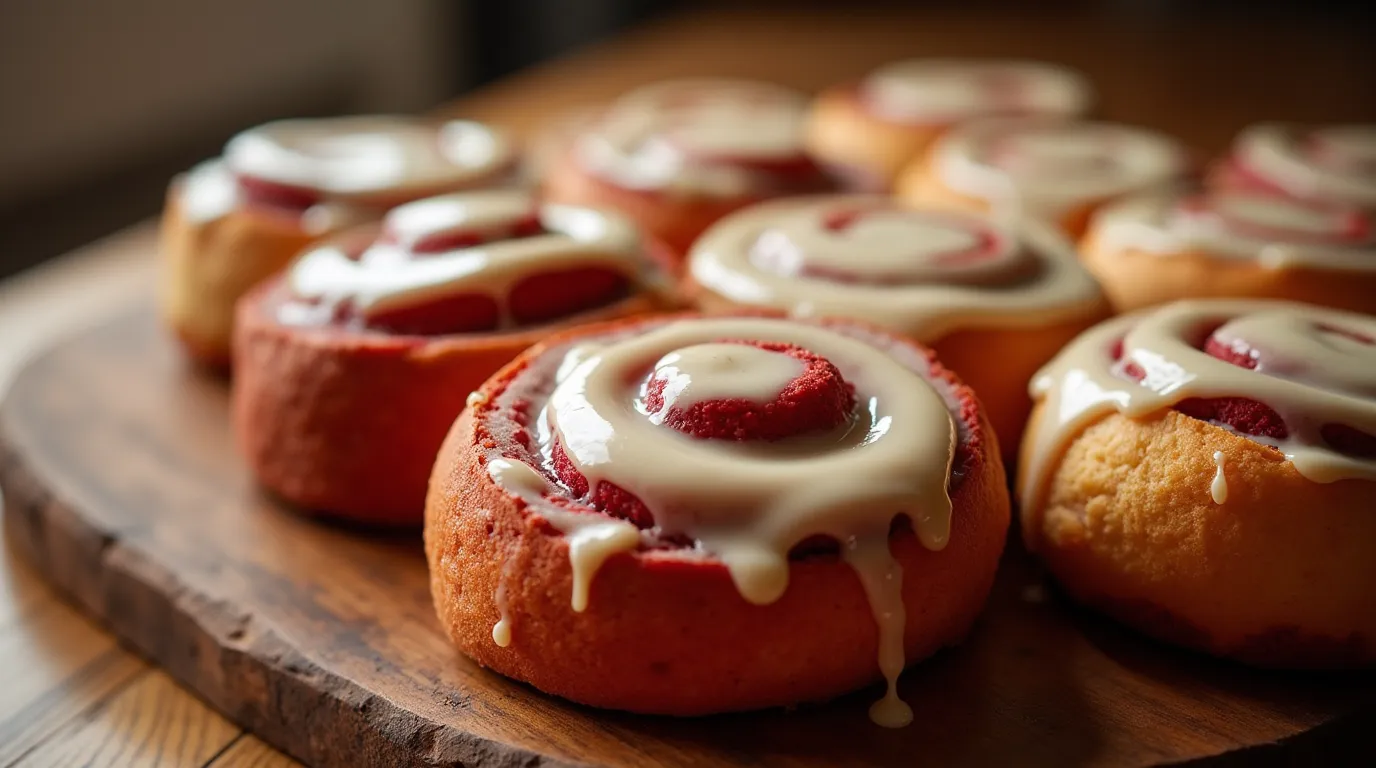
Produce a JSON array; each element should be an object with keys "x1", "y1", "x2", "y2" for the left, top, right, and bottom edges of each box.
[
  {"x1": 804, "y1": 85, "x2": 943, "y2": 193},
  {"x1": 1020, "y1": 407, "x2": 1376, "y2": 667},
  {"x1": 232, "y1": 281, "x2": 671, "y2": 525},
  {"x1": 894, "y1": 158, "x2": 1099, "y2": 238},
  {"x1": 424, "y1": 315, "x2": 1011, "y2": 714},
  {"x1": 685, "y1": 279, "x2": 1109, "y2": 470},
  {"x1": 1079, "y1": 228, "x2": 1376, "y2": 314},
  {"x1": 159, "y1": 188, "x2": 321, "y2": 368}
]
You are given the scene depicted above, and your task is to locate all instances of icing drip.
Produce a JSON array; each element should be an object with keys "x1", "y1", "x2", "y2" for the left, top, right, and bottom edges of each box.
[
  {"x1": 488, "y1": 456, "x2": 552, "y2": 496},
  {"x1": 1091, "y1": 188, "x2": 1376, "y2": 270},
  {"x1": 1021, "y1": 300, "x2": 1376, "y2": 520},
  {"x1": 574, "y1": 79, "x2": 815, "y2": 196},
  {"x1": 283, "y1": 190, "x2": 655, "y2": 329},
  {"x1": 483, "y1": 318, "x2": 967, "y2": 725},
  {"x1": 491, "y1": 552, "x2": 515, "y2": 647},
  {"x1": 486, "y1": 458, "x2": 641, "y2": 613},
  {"x1": 538, "y1": 507, "x2": 642, "y2": 613},
  {"x1": 931, "y1": 119, "x2": 1188, "y2": 218},
  {"x1": 844, "y1": 533, "x2": 914, "y2": 728},
  {"x1": 1233, "y1": 124, "x2": 1376, "y2": 209},
  {"x1": 491, "y1": 616, "x2": 512, "y2": 648},
  {"x1": 860, "y1": 59, "x2": 1091, "y2": 125},
  {"x1": 1211, "y1": 451, "x2": 1229, "y2": 505},
  {"x1": 689, "y1": 195, "x2": 1103, "y2": 340}
]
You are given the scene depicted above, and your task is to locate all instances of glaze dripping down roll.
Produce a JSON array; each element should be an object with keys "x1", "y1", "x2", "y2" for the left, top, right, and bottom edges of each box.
[
  {"x1": 1020, "y1": 299, "x2": 1376, "y2": 667},
  {"x1": 424, "y1": 314, "x2": 1011, "y2": 721}
]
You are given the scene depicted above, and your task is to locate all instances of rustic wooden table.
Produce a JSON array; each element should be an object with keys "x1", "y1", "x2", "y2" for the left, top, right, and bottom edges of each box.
[{"x1": 1, "y1": 9, "x2": 1373, "y2": 767}]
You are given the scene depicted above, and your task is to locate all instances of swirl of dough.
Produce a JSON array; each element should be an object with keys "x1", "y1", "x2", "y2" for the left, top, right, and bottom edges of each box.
[
  {"x1": 688, "y1": 195, "x2": 1103, "y2": 340},
  {"x1": 1224, "y1": 124, "x2": 1376, "y2": 210},
  {"x1": 545, "y1": 317, "x2": 957, "y2": 601},
  {"x1": 485, "y1": 315, "x2": 971, "y2": 726},
  {"x1": 282, "y1": 190, "x2": 663, "y2": 332}
]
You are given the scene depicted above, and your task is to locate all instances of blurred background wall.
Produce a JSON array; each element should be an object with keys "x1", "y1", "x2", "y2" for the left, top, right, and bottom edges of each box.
[
  {"x1": 0, "y1": 0, "x2": 458, "y2": 207},
  {"x1": 0, "y1": 0, "x2": 1369, "y2": 279},
  {"x1": 0, "y1": 0, "x2": 675, "y2": 278}
]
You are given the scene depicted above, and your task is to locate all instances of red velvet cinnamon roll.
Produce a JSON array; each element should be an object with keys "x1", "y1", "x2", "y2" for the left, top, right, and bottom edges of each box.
[
  {"x1": 1081, "y1": 187, "x2": 1376, "y2": 313},
  {"x1": 1020, "y1": 300, "x2": 1376, "y2": 667},
  {"x1": 1210, "y1": 124, "x2": 1376, "y2": 211},
  {"x1": 684, "y1": 195, "x2": 1108, "y2": 465},
  {"x1": 233, "y1": 191, "x2": 674, "y2": 524},
  {"x1": 425, "y1": 314, "x2": 1010, "y2": 720},
  {"x1": 161, "y1": 116, "x2": 515, "y2": 367},
  {"x1": 540, "y1": 79, "x2": 835, "y2": 260},
  {"x1": 896, "y1": 118, "x2": 1191, "y2": 236},
  {"x1": 807, "y1": 60, "x2": 1092, "y2": 192}
]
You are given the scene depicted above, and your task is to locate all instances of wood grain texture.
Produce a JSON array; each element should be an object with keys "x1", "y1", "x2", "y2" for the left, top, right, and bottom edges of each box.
[
  {"x1": 0, "y1": 648, "x2": 147, "y2": 766},
  {"x1": 207, "y1": 735, "x2": 303, "y2": 768},
  {"x1": 0, "y1": 597, "x2": 127, "y2": 728},
  {"x1": 11, "y1": 669, "x2": 241, "y2": 767},
  {"x1": 2, "y1": 306, "x2": 1374, "y2": 767},
  {"x1": 0, "y1": 521, "x2": 247, "y2": 768}
]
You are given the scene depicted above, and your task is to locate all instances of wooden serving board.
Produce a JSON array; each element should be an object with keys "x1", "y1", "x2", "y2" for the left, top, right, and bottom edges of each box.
[{"x1": 2, "y1": 303, "x2": 1374, "y2": 767}]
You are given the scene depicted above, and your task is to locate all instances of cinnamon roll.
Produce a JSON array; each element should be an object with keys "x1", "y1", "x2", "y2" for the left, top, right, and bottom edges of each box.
[
  {"x1": 425, "y1": 313, "x2": 1010, "y2": 721},
  {"x1": 1020, "y1": 300, "x2": 1376, "y2": 667},
  {"x1": 807, "y1": 60, "x2": 1092, "y2": 192},
  {"x1": 896, "y1": 118, "x2": 1191, "y2": 236},
  {"x1": 1210, "y1": 123, "x2": 1376, "y2": 211},
  {"x1": 1081, "y1": 187, "x2": 1376, "y2": 313},
  {"x1": 684, "y1": 195, "x2": 1108, "y2": 464},
  {"x1": 233, "y1": 191, "x2": 674, "y2": 524},
  {"x1": 540, "y1": 79, "x2": 835, "y2": 259},
  {"x1": 161, "y1": 116, "x2": 515, "y2": 367}
]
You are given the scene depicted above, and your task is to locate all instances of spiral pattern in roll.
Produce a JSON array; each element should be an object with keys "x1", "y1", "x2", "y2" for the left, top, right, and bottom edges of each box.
[
  {"x1": 905, "y1": 118, "x2": 1189, "y2": 225},
  {"x1": 689, "y1": 194, "x2": 1102, "y2": 339},
  {"x1": 280, "y1": 190, "x2": 665, "y2": 335},
  {"x1": 445, "y1": 314, "x2": 1010, "y2": 724},
  {"x1": 1214, "y1": 123, "x2": 1376, "y2": 210}
]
